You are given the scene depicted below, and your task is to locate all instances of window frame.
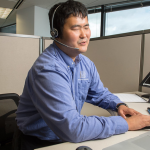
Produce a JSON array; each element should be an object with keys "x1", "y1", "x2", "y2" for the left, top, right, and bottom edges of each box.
[{"x1": 88, "y1": 1, "x2": 150, "y2": 38}]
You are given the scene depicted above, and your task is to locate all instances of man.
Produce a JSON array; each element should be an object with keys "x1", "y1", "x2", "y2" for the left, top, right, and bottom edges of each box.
[{"x1": 15, "y1": 0, "x2": 150, "y2": 150}]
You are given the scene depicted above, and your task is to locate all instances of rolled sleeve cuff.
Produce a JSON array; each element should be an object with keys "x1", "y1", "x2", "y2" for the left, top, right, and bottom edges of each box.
[{"x1": 111, "y1": 99, "x2": 124, "y2": 111}]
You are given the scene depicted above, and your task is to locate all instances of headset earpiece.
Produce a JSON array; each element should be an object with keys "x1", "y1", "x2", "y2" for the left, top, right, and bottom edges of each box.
[
  {"x1": 50, "y1": 28, "x2": 58, "y2": 38},
  {"x1": 50, "y1": 5, "x2": 60, "y2": 38}
]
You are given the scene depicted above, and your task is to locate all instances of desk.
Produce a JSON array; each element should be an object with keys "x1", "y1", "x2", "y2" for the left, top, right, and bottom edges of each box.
[{"x1": 36, "y1": 96, "x2": 150, "y2": 150}]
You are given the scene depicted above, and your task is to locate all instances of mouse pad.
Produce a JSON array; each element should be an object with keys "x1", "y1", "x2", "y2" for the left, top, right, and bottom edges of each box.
[{"x1": 103, "y1": 131, "x2": 150, "y2": 150}]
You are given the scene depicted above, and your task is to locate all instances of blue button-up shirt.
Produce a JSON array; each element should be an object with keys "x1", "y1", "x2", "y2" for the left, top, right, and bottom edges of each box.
[{"x1": 16, "y1": 42, "x2": 128, "y2": 143}]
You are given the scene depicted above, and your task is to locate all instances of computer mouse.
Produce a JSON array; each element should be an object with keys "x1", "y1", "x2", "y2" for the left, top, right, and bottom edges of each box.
[{"x1": 76, "y1": 146, "x2": 92, "y2": 150}]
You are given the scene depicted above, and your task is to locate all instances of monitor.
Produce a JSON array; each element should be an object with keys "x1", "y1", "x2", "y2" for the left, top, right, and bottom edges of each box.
[
  {"x1": 140, "y1": 72, "x2": 150, "y2": 100},
  {"x1": 140, "y1": 72, "x2": 150, "y2": 88}
]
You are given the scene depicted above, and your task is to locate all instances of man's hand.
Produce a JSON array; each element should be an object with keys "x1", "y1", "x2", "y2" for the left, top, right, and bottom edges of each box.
[
  {"x1": 118, "y1": 105, "x2": 150, "y2": 130},
  {"x1": 118, "y1": 105, "x2": 141, "y2": 119},
  {"x1": 125, "y1": 114, "x2": 150, "y2": 130}
]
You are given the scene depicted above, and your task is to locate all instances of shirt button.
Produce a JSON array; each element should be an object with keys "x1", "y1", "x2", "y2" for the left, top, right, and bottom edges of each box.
[
  {"x1": 68, "y1": 66, "x2": 70, "y2": 68},
  {"x1": 72, "y1": 62, "x2": 74, "y2": 64}
]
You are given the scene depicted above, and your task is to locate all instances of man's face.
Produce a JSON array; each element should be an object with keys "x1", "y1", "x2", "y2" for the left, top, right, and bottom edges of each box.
[{"x1": 58, "y1": 15, "x2": 91, "y2": 59}]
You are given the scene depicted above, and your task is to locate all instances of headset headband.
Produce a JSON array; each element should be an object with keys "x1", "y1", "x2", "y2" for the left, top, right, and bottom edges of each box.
[{"x1": 50, "y1": 5, "x2": 61, "y2": 38}]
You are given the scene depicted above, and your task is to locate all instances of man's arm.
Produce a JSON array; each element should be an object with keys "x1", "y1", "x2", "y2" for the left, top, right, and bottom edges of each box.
[{"x1": 29, "y1": 65, "x2": 128, "y2": 143}]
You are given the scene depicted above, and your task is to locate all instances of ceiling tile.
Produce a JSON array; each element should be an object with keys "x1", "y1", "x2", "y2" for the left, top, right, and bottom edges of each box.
[{"x1": 0, "y1": 0, "x2": 17, "y2": 9}]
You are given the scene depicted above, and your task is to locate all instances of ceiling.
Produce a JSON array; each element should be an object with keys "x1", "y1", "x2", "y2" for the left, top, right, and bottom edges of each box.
[{"x1": 0, "y1": 0, "x2": 135, "y2": 28}]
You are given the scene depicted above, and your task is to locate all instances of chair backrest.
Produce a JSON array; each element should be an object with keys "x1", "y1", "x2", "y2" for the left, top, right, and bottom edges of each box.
[{"x1": 0, "y1": 93, "x2": 19, "y2": 146}]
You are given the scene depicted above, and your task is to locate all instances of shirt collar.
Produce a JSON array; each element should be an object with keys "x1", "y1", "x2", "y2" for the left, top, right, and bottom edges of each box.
[{"x1": 53, "y1": 42, "x2": 81, "y2": 68}]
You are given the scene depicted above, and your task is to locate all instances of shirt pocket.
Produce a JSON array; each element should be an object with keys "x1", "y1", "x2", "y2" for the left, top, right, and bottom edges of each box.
[{"x1": 78, "y1": 80, "x2": 90, "y2": 101}]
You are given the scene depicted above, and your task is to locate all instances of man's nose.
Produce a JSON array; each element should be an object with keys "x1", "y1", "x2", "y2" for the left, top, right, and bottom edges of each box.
[{"x1": 80, "y1": 29, "x2": 86, "y2": 38}]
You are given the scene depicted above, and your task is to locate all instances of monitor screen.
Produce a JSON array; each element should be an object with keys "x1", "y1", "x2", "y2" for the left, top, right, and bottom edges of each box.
[{"x1": 140, "y1": 72, "x2": 150, "y2": 88}]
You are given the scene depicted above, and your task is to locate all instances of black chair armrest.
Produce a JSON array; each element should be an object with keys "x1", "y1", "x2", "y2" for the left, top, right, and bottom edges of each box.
[{"x1": 0, "y1": 93, "x2": 19, "y2": 106}]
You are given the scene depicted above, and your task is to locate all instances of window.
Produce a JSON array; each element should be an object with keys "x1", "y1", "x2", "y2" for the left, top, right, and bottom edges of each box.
[
  {"x1": 88, "y1": 12, "x2": 101, "y2": 38},
  {"x1": 0, "y1": 24, "x2": 16, "y2": 34},
  {"x1": 105, "y1": 6, "x2": 150, "y2": 36}
]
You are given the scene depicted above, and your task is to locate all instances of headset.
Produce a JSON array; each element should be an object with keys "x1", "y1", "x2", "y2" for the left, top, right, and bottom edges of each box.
[{"x1": 50, "y1": 5, "x2": 79, "y2": 50}]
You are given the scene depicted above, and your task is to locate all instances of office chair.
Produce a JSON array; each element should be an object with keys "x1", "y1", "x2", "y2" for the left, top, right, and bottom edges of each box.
[{"x1": 0, "y1": 93, "x2": 19, "y2": 150}]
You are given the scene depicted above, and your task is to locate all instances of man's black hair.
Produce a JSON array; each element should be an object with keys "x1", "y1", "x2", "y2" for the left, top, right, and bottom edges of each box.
[{"x1": 48, "y1": 0, "x2": 88, "y2": 38}]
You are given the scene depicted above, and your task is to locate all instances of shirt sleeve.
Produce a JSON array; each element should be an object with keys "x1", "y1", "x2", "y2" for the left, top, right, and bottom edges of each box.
[
  {"x1": 29, "y1": 65, "x2": 128, "y2": 143},
  {"x1": 86, "y1": 62, "x2": 124, "y2": 111}
]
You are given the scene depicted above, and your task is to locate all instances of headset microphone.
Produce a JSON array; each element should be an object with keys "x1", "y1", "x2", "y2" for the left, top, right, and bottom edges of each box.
[
  {"x1": 51, "y1": 37, "x2": 79, "y2": 50},
  {"x1": 50, "y1": 5, "x2": 79, "y2": 50}
]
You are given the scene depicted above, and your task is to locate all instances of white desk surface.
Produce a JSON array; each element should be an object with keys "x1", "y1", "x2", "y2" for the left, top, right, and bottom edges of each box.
[{"x1": 36, "y1": 93, "x2": 150, "y2": 150}]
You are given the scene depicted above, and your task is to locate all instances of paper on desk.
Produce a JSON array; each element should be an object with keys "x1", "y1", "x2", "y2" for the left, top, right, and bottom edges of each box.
[{"x1": 114, "y1": 93, "x2": 147, "y2": 103}]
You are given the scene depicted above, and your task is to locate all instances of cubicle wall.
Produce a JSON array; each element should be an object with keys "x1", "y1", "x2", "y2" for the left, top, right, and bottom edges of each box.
[
  {"x1": 0, "y1": 33, "x2": 40, "y2": 95},
  {"x1": 1, "y1": 31, "x2": 149, "y2": 96},
  {"x1": 142, "y1": 33, "x2": 150, "y2": 93},
  {"x1": 43, "y1": 37, "x2": 53, "y2": 50},
  {"x1": 85, "y1": 35, "x2": 142, "y2": 93}
]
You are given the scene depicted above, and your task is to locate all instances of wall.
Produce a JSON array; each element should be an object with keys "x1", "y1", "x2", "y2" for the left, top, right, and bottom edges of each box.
[
  {"x1": 34, "y1": 6, "x2": 50, "y2": 37},
  {"x1": 16, "y1": 6, "x2": 34, "y2": 35},
  {"x1": 16, "y1": 6, "x2": 50, "y2": 37}
]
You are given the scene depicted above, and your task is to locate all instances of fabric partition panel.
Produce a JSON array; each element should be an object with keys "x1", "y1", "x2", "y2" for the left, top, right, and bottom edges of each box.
[
  {"x1": 0, "y1": 36, "x2": 39, "y2": 95},
  {"x1": 84, "y1": 35, "x2": 142, "y2": 93},
  {"x1": 142, "y1": 34, "x2": 150, "y2": 94},
  {"x1": 44, "y1": 39, "x2": 53, "y2": 50},
  {"x1": 81, "y1": 102, "x2": 111, "y2": 117}
]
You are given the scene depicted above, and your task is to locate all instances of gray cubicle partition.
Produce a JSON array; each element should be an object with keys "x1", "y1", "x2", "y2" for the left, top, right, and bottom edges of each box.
[
  {"x1": 42, "y1": 37, "x2": 53, "y2": 51},
  {"x1": 142, "y1": 33, "x2": 150, "y2": 93},
  {"x1": 0, "y1": 33, "x2": 41, "y2": 95},
  {"x1": 85, "y1": 35, "x2": 142, "y2": 93}
]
